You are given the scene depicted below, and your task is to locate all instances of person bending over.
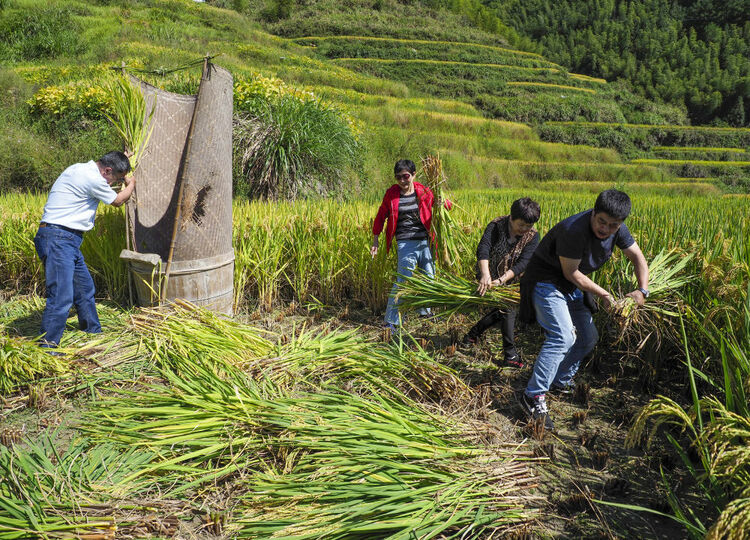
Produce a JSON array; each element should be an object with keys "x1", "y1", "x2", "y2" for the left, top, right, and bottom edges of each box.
[
  {"x1": 462, "y1": 197, "x2": 540, "y2": 368},
  {"x1": 35, "y1": 151, "x2": 134, "y2": 348},
  {"x1": 518, "y1": 189, "x2": 649, "y2": 431}
]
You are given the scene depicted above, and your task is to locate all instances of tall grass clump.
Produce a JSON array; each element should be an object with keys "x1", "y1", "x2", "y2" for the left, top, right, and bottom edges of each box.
[
  {"x1": 233, "y1": 95, "x2": 361, "y2": 199},
  {"x1": 0, "y1": 6, "x2": 83, "y2": 62}
]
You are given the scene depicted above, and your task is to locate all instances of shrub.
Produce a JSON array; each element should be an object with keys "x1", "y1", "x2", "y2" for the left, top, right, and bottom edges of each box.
[
  {"x1": 27, "y1": 81, "x2": 111, "y2": 120},
  {"x1": 475, "y1": 91, "x2": 625, "y2": 124},
  {"x1": 233, "y1": 96, "x2": 362, "y2": 200}
]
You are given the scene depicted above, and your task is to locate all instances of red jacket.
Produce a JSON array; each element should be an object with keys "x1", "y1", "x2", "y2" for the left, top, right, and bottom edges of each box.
[{"x1": 372, "y1": 182, "x2": 451, "y2": 253}]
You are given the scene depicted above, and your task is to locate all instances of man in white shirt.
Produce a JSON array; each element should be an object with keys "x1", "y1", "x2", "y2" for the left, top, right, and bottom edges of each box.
[{"x1": 34, "y1": 151, "x2": 135, "y2": 347}]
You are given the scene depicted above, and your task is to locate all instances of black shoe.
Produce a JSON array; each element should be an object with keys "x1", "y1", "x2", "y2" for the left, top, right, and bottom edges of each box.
[
  {"x1": 519, "y1": 392, "x2": 555, "y2": 431},
  {"x1": 503, "y1": 352, "x2": 524, "y2": 368},
  {"x1": 460, "y1": 334, "x2": 478, "y2": 347},
  {"x1": 549, "y1": 383, "x2": 575, "y2": 396}
]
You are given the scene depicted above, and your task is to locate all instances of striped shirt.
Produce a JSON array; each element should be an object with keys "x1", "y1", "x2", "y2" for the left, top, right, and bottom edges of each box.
[{"x1": 395, "y1": 192, "x2": 428, "y2": 241}]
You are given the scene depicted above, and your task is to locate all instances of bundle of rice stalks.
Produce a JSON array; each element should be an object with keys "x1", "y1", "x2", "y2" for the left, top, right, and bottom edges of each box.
[
  {"x1": 421, "y1": 154, "x2": 468, "y2": 267},
  {"x1": 130, "y1": 300, "x2": 275, "y2": 367},
  {"x1": 0, "y1": 334, "x2": 68, "y2": 395},
  {"x1": 0, "y1": 434, "x2": 157, "y2": 539},
  {"x1": 272, "y1": 323, "x2": 470, "y2": 402},
  {"x1": 608, "y1": 249, "x2": 694, "y2": 346},
  {"x1": 103, "y1": 75, "x2": 155, "y2": 170},
  {"x1": 396, "y1": 270, "x2": 520, "y2": 317}
]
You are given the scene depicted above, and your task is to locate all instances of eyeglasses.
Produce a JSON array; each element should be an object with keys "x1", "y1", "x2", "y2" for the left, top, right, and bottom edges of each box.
[{"x1": 395, "y1": 173, "x2": 412, "y2": 180}]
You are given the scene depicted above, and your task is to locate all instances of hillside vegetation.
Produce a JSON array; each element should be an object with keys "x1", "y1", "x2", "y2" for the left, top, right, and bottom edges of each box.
[
  {"x1": 1, "y1": 0, "x2": 708, "y2": 196},
  {"x1": 491, "y1": 0, "x2": 750, "y2": 126},
  {"x1": 1, "y1": 1, "x2": 749, "y2": 539}
]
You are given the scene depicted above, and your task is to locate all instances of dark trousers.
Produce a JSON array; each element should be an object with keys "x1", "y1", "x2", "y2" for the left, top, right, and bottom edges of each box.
[
  {"x1": 34, "y1": 226, "x2": 101, "y2": 346},
  {"x1": 466, "y1": 307, "x2": 518, "y2": 356}
]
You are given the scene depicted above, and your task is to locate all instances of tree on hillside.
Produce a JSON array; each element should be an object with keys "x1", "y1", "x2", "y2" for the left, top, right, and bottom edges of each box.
[{"x1": 489, "y1": 0, "x2": 750, "y2": 125}]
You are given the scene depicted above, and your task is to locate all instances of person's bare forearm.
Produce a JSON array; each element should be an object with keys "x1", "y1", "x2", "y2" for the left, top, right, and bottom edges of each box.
[
  {"x1": 478, "y1": 259, "x2": 490, "y2": 279},
  {"x1": 112, "y1": 178, "x2": 135, "y2": 207},
  {"x1": 567, "y1": 270, "x2": 611, "y2": 301}
]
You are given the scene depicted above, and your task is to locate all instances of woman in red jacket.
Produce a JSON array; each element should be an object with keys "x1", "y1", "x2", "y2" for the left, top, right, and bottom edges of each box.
[{"x1": 371, "y1": 159, "x2": 437, "y2": 331}]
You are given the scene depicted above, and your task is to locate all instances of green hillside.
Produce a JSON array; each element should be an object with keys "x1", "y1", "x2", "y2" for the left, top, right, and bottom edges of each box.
[{"x1": 4, "y1": 0, "x2": 743, "y2": 196}]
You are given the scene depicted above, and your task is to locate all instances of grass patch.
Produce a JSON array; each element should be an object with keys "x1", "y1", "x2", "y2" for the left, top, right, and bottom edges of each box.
[
  {"x1": 296, "y1": 35, "x2": 554, "y2": 67},
  {"x1": 539, "y1": 122, "x2": 750, "y2": 157},
  {"x1": 352, "y1": 105, "x2": 534, "y2": 140},
  {"x1": 632, "y1": 159, "x2": 750, "y2": 167},
  {"x1": 507, "y1": 81, "x2": 597, "y2": 94}
]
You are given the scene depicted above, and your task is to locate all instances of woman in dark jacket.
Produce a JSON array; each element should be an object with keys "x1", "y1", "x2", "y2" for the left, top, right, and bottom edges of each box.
[{"x1": 462, "y1": 197, "x2": 541, "y2": 367}]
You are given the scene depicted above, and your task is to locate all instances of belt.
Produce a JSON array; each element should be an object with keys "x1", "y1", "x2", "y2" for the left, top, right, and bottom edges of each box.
[{"x1": 39, "y1": 222, "x2": 84, "y2": 237}]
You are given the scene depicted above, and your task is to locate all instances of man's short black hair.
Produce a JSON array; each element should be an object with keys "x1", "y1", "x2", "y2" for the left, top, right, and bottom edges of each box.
[
  {"x1": 98, "y1": 151, "x2": 132, "y2": 175},
  {"x1": 594, "y1": 189, "x2": 631, "y2": 220},
  {"x1": 510, "y1": 197, "x2": 540, "y2": 224},
  {"x1": 394, "y1": 159, "x2": 416, "y2": 176}
]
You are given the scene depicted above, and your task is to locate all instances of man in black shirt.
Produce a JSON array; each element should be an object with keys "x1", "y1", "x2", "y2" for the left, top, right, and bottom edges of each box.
[{"x1": 519, "y1": 190, "x2": 649, "y2": 431}]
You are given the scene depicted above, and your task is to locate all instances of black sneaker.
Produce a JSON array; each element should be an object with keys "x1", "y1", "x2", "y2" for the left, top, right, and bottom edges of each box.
[
  {"x1": 520, "y1": 392, "x2": 555, "y2": 431},
  {"x1": 460, "y1": 334, "x2": 478, "y2": 347},
  {"x1": 549, "y1": 383, "x2": 575, "y2": 396},
  {"x1": 503, "y1": 352, "x2": 524, "y2": 368}
]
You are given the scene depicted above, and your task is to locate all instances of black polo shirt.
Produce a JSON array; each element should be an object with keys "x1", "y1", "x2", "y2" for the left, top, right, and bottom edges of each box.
[{"x1": 526, "y1": 209, "x2": 635, "y2": 293}]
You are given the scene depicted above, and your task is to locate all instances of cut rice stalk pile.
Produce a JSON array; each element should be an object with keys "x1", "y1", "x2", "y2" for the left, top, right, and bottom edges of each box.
[
  {"x1": 396, "y1": 270, "x2": 520, "y2": 317},
  {"x1": 126, "y1": 301, "x2": 470, "y2": 402},
  {"x1": 0, "y1": 434, "x2": 167, "y2": 539},
  {"x1": 0, "y1": 334, "x2": 68, "y2": 395},
  {"x1": 78, "y1": 305, "x2": 537, "y2": 537},
  {"x1": 130, "y1": 299, "x2": 276, "y2": 366},
  {"x1": 85, "y1": 347, "x2": 537, "y2": 537},
  {"x1": 421, "y1": 154, "x2": 469, "y2": 268}
]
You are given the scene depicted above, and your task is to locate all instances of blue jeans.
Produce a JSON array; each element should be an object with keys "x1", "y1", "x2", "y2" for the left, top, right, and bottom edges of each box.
[
  {"x1": 525, "y1": 281, "x2": 598, "y2": 397},
  {"x1": 34, "y1": 226, "x2": 101, "y2": 346},
  {"x1": 384, "y1": 238, "x2": 434, "y2": 326}
]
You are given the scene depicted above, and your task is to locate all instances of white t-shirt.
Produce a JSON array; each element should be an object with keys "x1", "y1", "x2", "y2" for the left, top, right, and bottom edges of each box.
[{"x1": 41, "y1": 161, "x2": 117, "y2": 232}]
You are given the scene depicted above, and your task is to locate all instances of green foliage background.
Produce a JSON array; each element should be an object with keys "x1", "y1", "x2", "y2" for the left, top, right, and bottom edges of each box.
[{"x1": 490, "y1": 0, "x2": 750, "y2": 126}]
